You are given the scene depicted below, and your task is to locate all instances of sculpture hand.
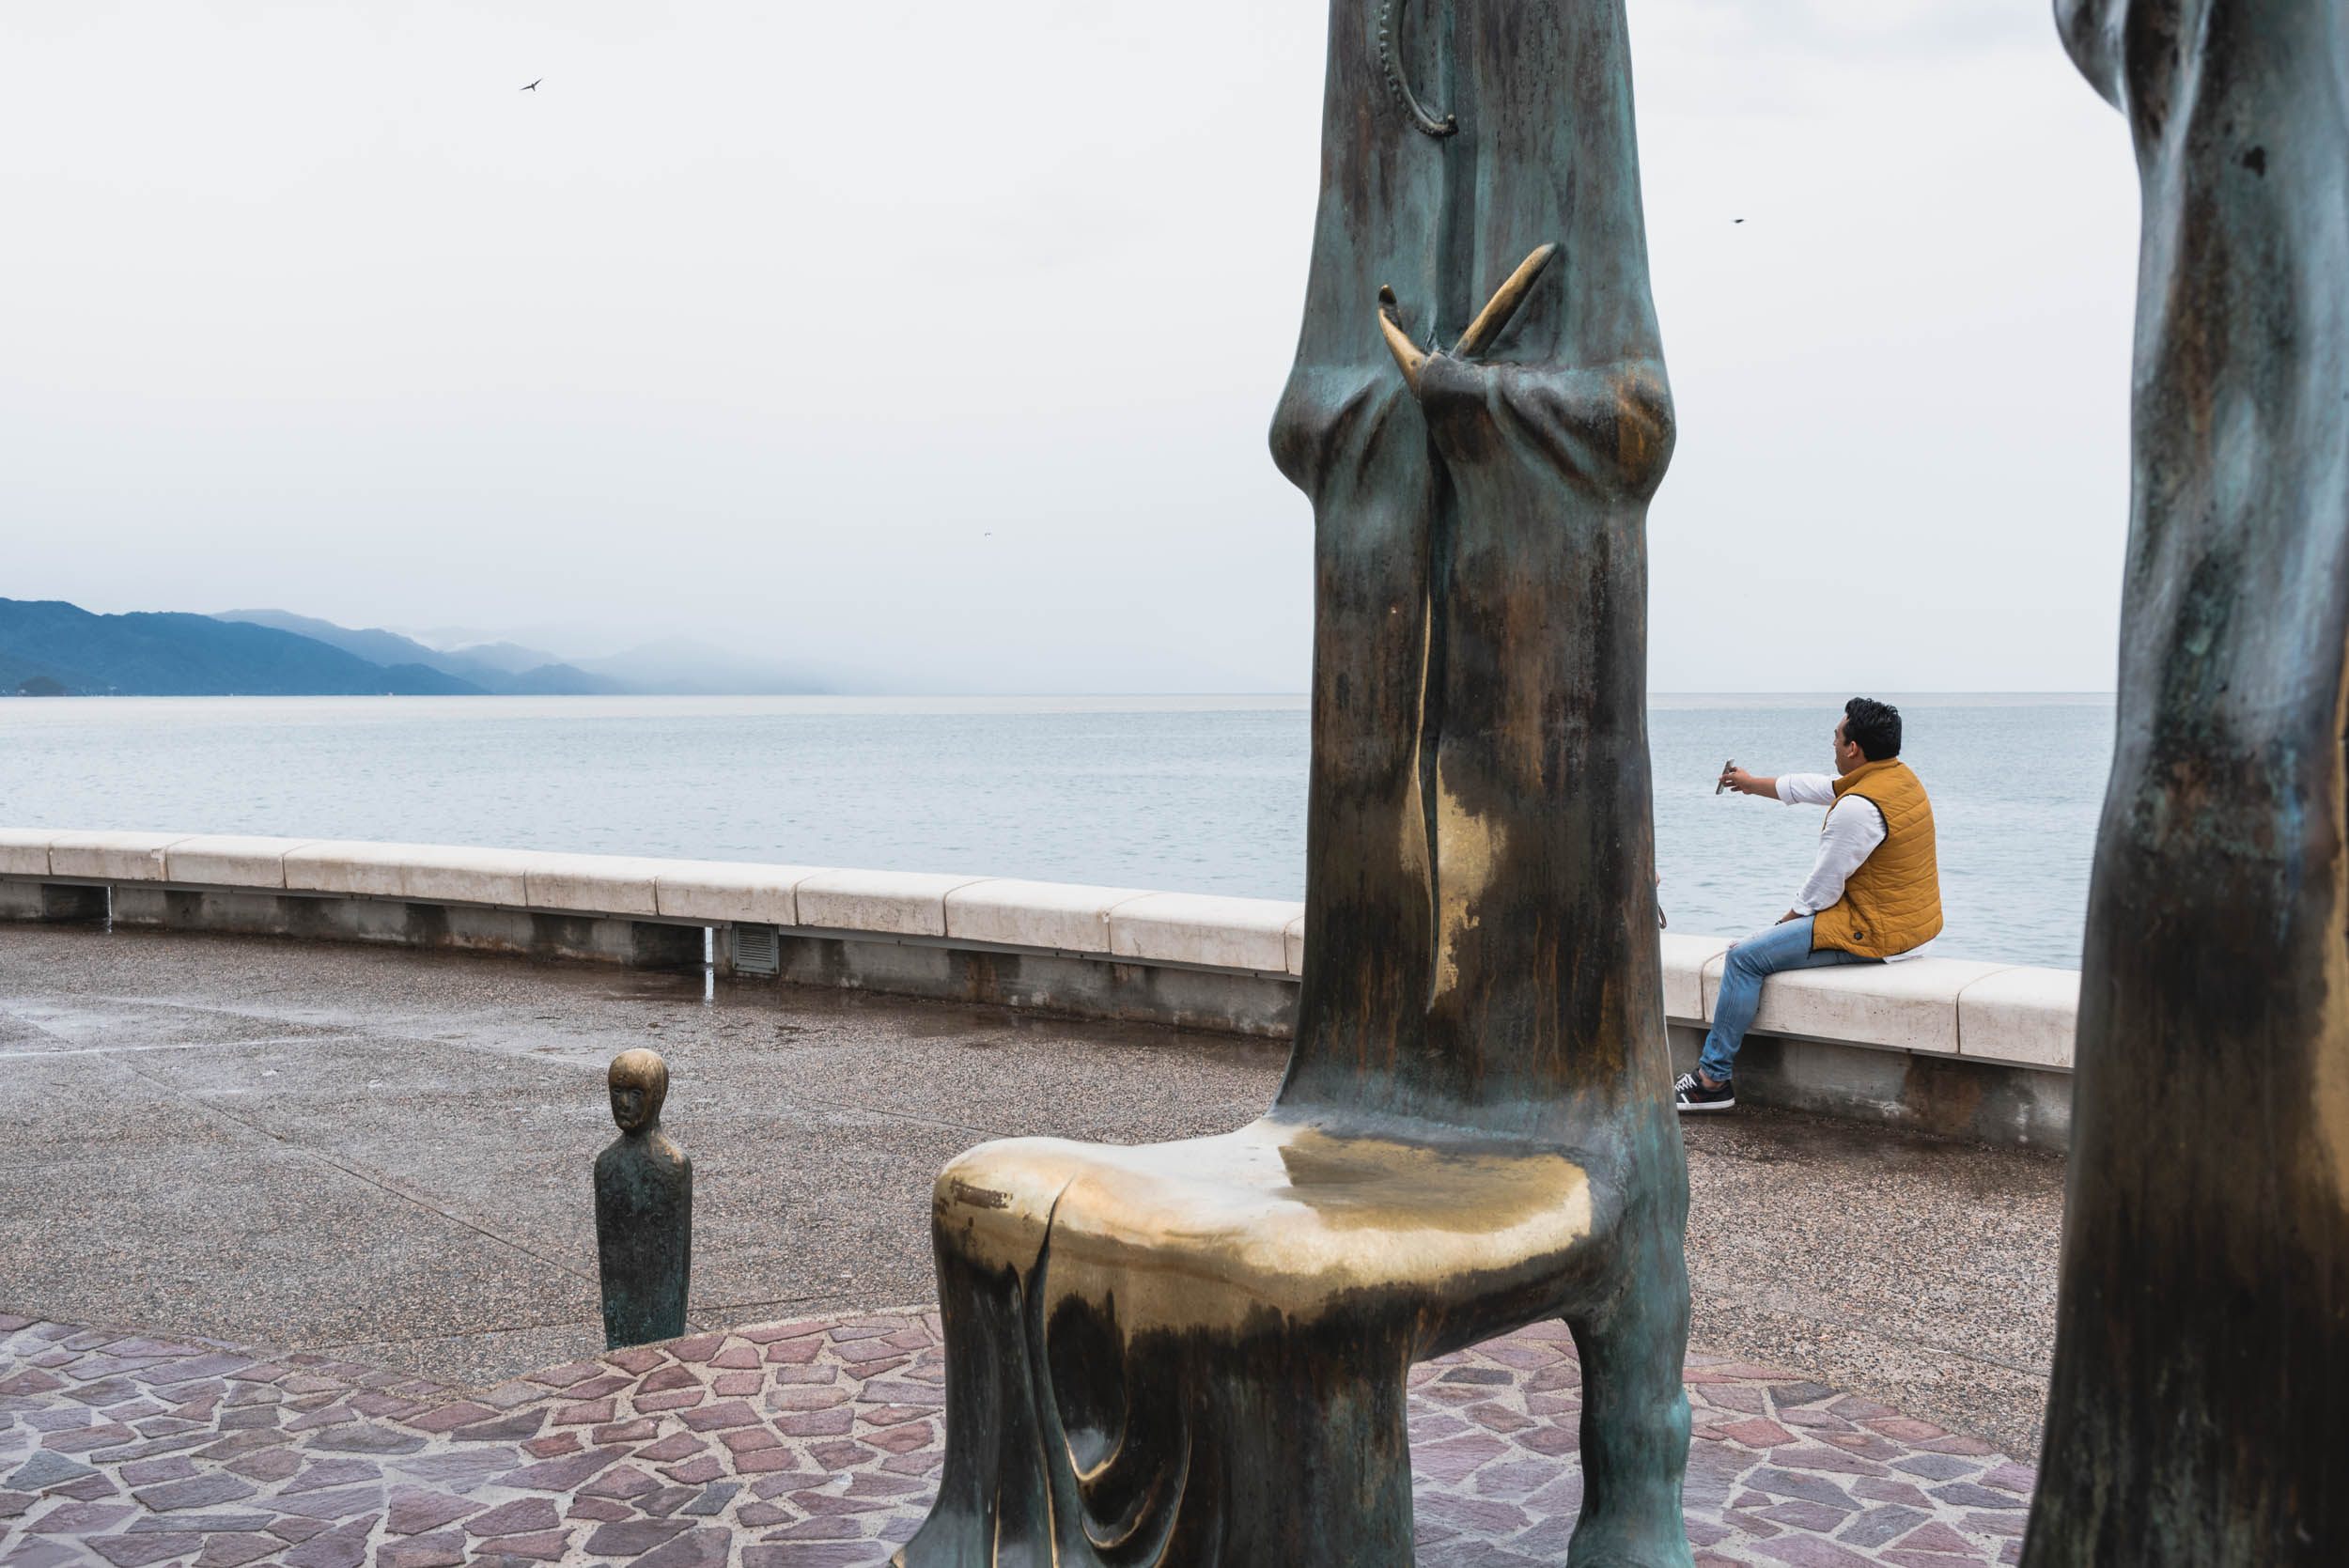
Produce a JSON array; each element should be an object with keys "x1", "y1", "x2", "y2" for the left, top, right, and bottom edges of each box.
[{"x1": 1377, "y1": 243, "x2": 1560, "y2": 396}]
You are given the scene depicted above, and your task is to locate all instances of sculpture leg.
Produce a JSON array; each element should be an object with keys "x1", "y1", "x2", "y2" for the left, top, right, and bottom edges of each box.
[
  {"x1": 1019, "y1": 1301, "x2": 1418, "y2": 1567},
  {"x1": 895, "y1": 1232, "x2": 1052, "y2": 1568},
  {"x1": 904, "y1": 1211, "x2": 1421, "y2": 1568},
  {"x1": 1181, "y1": 1324, "x2": 1417, "y2": 1567},
  {"x1": 1565, "y1": 1211, "x2": 1694, "y2": 1568}
]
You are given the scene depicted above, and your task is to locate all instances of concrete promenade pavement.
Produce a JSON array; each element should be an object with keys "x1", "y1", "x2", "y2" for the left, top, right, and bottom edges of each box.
[{"x1": 0, "y1": 926, "x2": 2061, "y2": 1464}]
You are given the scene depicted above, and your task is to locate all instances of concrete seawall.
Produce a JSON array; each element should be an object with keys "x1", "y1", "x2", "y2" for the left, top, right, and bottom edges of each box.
[{"x1": 0, "y1": 829, "x2": 2076, "y2": 1148}]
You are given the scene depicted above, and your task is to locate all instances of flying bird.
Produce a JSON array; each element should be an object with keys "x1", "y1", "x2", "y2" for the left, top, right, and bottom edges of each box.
[
  {"x1": 521, "y1": 79, "x2": 541, "y2": 91},
  {"x1": 1734, "y1": 217, "x2": 1745, "y2": 224}
]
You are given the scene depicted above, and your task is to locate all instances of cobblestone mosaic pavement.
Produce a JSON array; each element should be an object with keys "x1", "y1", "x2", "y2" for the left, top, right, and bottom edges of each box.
[{"x1": 0, "y1": 1310, "x2": 2036, "y2": 1568}]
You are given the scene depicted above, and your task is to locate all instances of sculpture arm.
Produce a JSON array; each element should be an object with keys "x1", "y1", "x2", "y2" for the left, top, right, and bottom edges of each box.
[
  {"x1": 1269, "y1": 364, "x2": 1418, "y2": 509},
  {"x1": 1377, "y1": 246, "x2": 1673, "y2": 503}
]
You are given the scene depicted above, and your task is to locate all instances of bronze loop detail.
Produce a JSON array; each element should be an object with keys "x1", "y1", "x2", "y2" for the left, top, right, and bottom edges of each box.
[{"x1": 1378, "y1": 0, "x2": 1457, "y2": 139}]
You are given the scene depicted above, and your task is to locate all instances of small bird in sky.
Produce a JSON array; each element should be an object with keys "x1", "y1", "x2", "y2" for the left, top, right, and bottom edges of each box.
[
  {"x1": 1734, "y1": 217, "x2": 1745, "y2": 224},
  {"x1": 521, "y1": 79, "x2": 542, "y2": 92}
]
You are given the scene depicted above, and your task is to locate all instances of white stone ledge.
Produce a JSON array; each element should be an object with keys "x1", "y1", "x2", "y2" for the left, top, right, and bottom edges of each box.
[
  {"x1": 945, "y1": 879, "x2": 1154, "y2": 953},
  {"x1": 653, "y1": 862, "x2": 831, "y2": 927},
  {"x1": 794, "y1": 869, "x2": 991, "y2": 939},
  {"x1": 1111, "y1": 893, "x2": 1299, "y2": 973},
  {"x1": 1956, "y1": 966, "x2": 2080, "y2": 1068},
  {"x1": 1660, "y1": 933, "x2": 1734, "y2": 1023},
  {"x1": 48, "y1": 831, "x2": 194, "y2": 882},
  {"x1": 163, "y1": 835, "x2": 319, "y2": 889},
  {"x1": 0, "y1": 829, "x2": 55, "y2": 877},
  {"x1": 1692, "y1": 947, "x2": 2056, "y2": 1063},
  {"x1": 1757, "y1": 957, "x2": 2009, "y2": 1056},
  {"x1": 523, "y1": 854, "x2": 680, "y2": 919},
  {"x1": 0, "y1": 831, "x2": 2078, "y2": 1068},
  {"x1": 284, "y1": 841, "x2": 550, "y2": 907}
]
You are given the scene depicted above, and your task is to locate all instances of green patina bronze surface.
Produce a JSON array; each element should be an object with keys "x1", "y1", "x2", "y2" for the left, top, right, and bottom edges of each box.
[
  {"x1": 595, "y1": 1048, "x2": 692, "y2": 1350},
  {"x1": 899, "y1": 0, "x2": 1689, "y2": 1561},
  {"x1": 2023, "y1": 2, "x2": 2349, "y2": 1563}
]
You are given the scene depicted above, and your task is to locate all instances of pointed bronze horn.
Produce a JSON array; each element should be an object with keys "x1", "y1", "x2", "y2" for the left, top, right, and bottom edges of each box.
[
  {"x1": 1453, "y1": 243, "x2": 1559, "y2": 360},
  {"x1": 1377, "y1": 284, "x2": 1429, "y2": 395}
]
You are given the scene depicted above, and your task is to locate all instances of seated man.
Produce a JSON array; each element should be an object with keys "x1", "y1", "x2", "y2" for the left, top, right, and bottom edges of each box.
[{"x1": 1677, "y1": 697, "x2": 1943, "y2": 1112}]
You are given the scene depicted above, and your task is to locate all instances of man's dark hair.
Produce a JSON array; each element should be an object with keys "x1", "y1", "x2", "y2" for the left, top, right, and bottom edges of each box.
[{"x1": 1843, "y1": 697, "x2": 1901, "y2": 761}]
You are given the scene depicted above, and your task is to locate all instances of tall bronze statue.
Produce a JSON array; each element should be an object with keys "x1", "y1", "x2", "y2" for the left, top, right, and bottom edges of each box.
[
  {"x1": 2023, "y1": 2, "x2": 2349, "y2": 1563},
  {"x1": 897, "y1": 1, "x2": 1689, "y2": 1563}
]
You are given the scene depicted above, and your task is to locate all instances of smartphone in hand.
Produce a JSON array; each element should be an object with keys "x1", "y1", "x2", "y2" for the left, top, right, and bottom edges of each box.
[{"x1": 1715, "y1": 758, "x2": 1735, "y2": 795}]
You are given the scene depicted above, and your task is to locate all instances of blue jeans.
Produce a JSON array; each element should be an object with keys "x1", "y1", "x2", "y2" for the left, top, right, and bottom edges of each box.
[{"x1": 1697, "y1": 916, "x2": 1879, "y2": 1084}]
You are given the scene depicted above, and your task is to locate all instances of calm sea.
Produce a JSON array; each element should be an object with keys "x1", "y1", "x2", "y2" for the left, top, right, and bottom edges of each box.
[{"x1": 0, "y1": 693, "x2": 2111, "y2": 970}]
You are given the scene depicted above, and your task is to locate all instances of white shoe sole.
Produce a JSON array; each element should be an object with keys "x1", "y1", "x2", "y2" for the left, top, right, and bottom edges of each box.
[{"x1": 1675, "y1": 1096, "x2": 1735, "y2": 1112}]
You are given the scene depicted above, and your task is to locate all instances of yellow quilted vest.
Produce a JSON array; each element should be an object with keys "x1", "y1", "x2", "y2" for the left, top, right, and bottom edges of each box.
[{"x1": 1811, "y1": 758, "x2": 1943, "y2": 958}]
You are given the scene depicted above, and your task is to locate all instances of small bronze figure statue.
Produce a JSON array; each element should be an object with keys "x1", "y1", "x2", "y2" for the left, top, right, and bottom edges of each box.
[{"x1": 594, "y1": 1048, "x2": 692, "y2": 1349}]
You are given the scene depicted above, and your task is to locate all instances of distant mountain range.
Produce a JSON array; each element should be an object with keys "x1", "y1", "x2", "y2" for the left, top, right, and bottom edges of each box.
[
  {"x1": 0, "y1": 598, "x2": 829, "y2": 696},
  {"x1": 212, "y1": 610, "x2": 623, "y2": 695}
]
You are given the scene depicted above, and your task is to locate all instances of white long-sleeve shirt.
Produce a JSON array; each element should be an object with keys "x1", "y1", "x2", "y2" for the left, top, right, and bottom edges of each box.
[{"x1": 1770, "y1": 771, "x2": 1931, "y2": 958}]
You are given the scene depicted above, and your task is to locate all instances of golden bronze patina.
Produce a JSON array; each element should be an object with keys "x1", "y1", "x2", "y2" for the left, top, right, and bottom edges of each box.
[
  {"x1": 897, "y1": 0, "x2": 1688, "y2": 1561},
  {"x1": 1379, "y1": 242, "x2": 1561, "y2": 394}
]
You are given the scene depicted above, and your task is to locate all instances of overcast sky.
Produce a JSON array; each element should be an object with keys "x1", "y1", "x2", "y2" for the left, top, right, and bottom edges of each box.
[{"x1": 0, "y1": 0, "x2": 2135, "y2": 692}]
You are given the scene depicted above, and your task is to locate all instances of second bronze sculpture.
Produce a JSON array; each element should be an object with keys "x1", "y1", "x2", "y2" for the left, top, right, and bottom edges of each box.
[
  {"x1": 596, "y1": 1048, "x2": 693, "y2": 1351},
  {"x1": 897, "y1": 0, "x2": 1690, "y2": 1560}
]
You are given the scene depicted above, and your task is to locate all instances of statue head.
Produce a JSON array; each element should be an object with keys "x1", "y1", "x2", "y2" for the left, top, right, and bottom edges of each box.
[{"x1": 607, "y1": 1048, "x2": 668, "y2": 1134}]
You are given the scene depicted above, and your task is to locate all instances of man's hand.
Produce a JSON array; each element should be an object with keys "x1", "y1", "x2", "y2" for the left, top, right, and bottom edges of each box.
[
  {"x1": 1719, "y1": 766, "x2": 1777, "y2": 798},
  {"x1": 1777, "y1": 909, "x2": 1802, "y2": 924}
]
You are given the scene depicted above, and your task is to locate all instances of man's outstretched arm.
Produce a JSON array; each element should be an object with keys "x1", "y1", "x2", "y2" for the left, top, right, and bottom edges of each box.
[{"x1": 1719, "y1": 766, "x2": 1836, "y2": 804}]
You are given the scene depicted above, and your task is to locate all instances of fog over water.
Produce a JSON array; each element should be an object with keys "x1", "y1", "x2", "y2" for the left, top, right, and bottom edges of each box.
[{"x1": 2, "y1": 694, "x2": 2108, "y2": 969}]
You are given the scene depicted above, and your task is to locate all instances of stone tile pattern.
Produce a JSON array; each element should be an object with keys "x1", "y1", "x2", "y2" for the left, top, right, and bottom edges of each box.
[{"x1": 0, "y1": 1310, "x2": 2035, "y2": 1567}]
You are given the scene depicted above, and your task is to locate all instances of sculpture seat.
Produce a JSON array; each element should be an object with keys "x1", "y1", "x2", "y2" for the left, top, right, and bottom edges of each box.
[
  {"x1": 901, "y1": 1092, "x2": 1684, "y2": 1568},
  {"x1": 934, "y1": 1115, "x2": 1600, "y2": 1351}
]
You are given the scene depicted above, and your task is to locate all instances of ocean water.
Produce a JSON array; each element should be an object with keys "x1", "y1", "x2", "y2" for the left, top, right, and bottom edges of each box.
[{"x1": 0, "y1": 693, "x2": 2112, "y2": 969}]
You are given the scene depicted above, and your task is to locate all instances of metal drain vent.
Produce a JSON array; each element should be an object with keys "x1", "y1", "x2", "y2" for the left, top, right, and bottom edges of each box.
[{"x1": 730, "y1": 923, "x2": 781, "y2": 976}]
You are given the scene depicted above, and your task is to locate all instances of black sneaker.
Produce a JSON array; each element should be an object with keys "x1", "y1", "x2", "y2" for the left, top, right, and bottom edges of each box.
[{"x1": 1673, "y1": 1071, "x2": 1734, "y2": 1112}]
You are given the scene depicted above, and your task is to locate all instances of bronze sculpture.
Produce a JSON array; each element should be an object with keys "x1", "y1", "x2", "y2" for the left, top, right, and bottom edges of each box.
[
  {"x1": 596, "y1": 1048, "x2": 693, "y2": 1349},
  {"x1": 2021, "y1": 1, "x2": 2349, "y2": 1563},
  {"x1": 897, "y1": 0, "x2": 1689, "y2": 1560}
]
